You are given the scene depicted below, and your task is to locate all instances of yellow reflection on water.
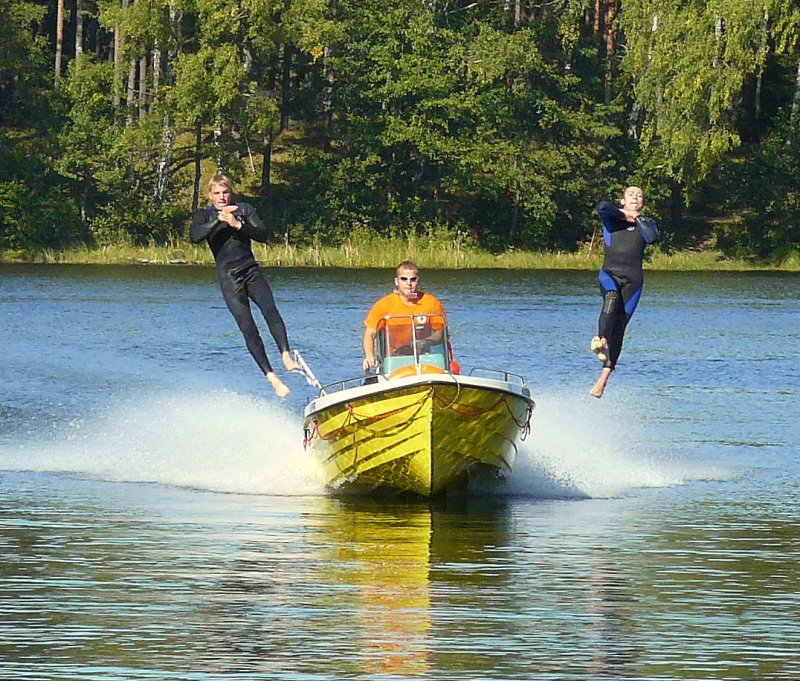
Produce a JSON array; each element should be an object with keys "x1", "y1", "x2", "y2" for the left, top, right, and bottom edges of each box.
[{"x1": 316, "y1": 498, "x2": 432, "y2": 676}]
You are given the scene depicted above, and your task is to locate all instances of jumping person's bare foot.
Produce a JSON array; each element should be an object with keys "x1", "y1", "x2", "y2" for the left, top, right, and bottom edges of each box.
[
  {"x1": 282, "y1": 350, "x2": 299, "y2": 372},
  {"x1": 591, "y1": 336, "x2": 609, "y2": 363},
  {"x1": 267, "y1": 371, "x2": 290, "y2": 398},
  {"x1": 589, "y1": 367, "x2": 612, "y2": 398}
]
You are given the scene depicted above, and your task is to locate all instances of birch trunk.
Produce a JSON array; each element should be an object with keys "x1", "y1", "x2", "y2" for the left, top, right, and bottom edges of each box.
[
  {"x1": 754, "y1": 12, "x2": 770, "y2": 123},
  {"x1": 152, "y1": 46, "x2": 161, "y2": 112},
  {"x1": 75, "y1": 0, "x2": 84, "y2": 63},
  {"x1": 321, "y1": 46, "x2": 333, "y2": 151},
  {"x1": 192, "y1": 122, "x2": 203, "y2": 212},
  {"x1": 713, "y1": 17, "x2": 723, "y2": 68},
  {"x1": 604, "y1": 0, "x2": 618, "y2": 104},
  {"x1": 152, "y1": 2, "x2": 180, "y2": 207},
  {"x1": 260, "y1": 130, "x2": 272, "y2": 202},
  {"x1": 153, "y1": 125, "x2": 174, "y2": 208},
  {"x1": 139, "y1": 56, "x2": 147, "y2": 120},
  {"x1": 55, "y1": 0, "x2": 64, "y2": 83},
  {"x1": 113, "y1": 0, "x2": 130, "y2": 116},
  {"x1": 280, "y1": 44, "x2": 292, "y2": 132},
  {"x1": 126, "y1": 58, "x2": 136, "y2": 126}
]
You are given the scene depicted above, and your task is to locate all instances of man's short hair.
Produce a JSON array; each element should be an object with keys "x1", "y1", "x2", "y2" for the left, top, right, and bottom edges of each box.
[{"x1": 396, "y1": 260, "x2": 418, "y2": 274}]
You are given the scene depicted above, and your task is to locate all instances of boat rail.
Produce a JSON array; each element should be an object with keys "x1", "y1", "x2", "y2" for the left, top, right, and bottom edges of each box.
[
  {"x1": 468, "y1": 367, "x2": 529, "y2": 387},
  {"x1": 314, "y1": 367, "x2": 529, "y2": 398},
  {"x1": 317, "y1": 373, "x2": 388, "y2": 395}
]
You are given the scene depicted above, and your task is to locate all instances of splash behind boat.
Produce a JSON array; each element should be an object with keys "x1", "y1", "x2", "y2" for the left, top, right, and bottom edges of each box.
[{"x1": 302, "y1": 313, "x2": 534, "y2": 498}]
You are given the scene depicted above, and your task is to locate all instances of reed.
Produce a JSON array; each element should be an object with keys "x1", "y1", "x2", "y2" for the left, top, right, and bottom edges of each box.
[
  {"x1": 645, "y1": 250, "x2": 756, "y2": 271},
  {"x1": 3, "y1": 238, "x2": 798, "y2": 271},
  {"x1": 29, "y1": 238, "x2": 214, "y2": 266}
]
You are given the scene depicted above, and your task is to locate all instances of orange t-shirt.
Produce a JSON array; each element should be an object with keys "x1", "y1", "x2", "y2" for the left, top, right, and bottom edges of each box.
[{"x1": 364, "y1": 291, "x2": 445, "y2": 351}]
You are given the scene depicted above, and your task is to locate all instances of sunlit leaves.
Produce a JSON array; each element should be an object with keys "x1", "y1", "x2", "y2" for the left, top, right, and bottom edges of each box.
[{"x1": 619, "y1": 0, "x2": 800, "y2": 186}]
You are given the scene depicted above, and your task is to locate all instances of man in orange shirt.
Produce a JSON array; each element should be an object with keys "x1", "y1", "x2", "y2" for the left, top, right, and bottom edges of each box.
[{"x1": 362, "y1": 261, "x2": 446, "y2": 371}]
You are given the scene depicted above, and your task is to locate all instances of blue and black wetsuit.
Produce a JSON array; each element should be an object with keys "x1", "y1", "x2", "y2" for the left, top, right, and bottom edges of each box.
[
  {"x1": 190, "y1": 202, "x2": 290, "y2": 375},
  {"x1": 595, "y1": 200, "x2": 657, "y2": 371}
]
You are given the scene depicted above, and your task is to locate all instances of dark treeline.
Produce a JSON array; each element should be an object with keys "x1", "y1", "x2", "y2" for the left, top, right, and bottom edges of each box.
[{"x1": 2, "y1": 0, "x2": 800, "y2": 260}]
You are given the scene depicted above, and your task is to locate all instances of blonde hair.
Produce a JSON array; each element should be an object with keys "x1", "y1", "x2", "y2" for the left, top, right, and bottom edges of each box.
[{"x1": 207, "y1": 173, "x2": 234, "y2": 194}]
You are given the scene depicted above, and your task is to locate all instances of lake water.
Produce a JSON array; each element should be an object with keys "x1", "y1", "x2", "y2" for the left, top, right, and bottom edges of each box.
[{"x1": 1, "y1": 264, "x2": 798, "y2": 680}]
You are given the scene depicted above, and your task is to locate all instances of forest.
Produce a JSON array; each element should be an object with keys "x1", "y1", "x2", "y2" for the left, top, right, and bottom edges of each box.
[{"x1": 2, "y1": 0, "x2": 800, "y2": 262}]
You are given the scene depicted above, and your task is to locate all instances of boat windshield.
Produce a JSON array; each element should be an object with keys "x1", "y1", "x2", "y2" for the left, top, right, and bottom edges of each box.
[{"x1": 375, "y1": 312, "x2": 451, "y2": 375}]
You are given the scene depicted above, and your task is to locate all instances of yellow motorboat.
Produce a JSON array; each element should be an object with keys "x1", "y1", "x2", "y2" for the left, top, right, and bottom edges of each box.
[{"x1": 302, "y1": 313, "x2": 534, "y2": 498}]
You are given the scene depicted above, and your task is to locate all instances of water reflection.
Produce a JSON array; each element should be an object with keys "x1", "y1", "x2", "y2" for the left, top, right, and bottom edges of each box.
[
  {"x1": 427, "y1": 500, "x2": 642, "y2": 679},
  {"x1": 585, "y1": 546, "x2": 639, "y2": 679},
  {"x1": 310, "y1": 497, "x2": 522, "y2": 677},
  {"x1": 314, "y1": 498, "x2": 433, "y2": 676},
  {"x1": 3, "y1": 472, "x2": 800, "y2": 680}
]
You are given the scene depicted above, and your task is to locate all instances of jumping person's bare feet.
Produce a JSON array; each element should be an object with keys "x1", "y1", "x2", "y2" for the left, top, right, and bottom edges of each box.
[
  {"x1": 282, "y1": 350, "x2": 299, "y2": 372},
  {"x1": 591, "y1": 336, "x2": 609, "y2": 363},
  {"x1": 267, "y1": 371, "x2": 290, "y2": 398},
  {"x1": 589, "y1": 367, "x2": 612, "y2": 398}
]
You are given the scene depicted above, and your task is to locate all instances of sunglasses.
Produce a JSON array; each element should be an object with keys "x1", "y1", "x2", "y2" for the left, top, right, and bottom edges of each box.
[{"x1": 399, "y1": 276, "x2": 419, "y2": 282}]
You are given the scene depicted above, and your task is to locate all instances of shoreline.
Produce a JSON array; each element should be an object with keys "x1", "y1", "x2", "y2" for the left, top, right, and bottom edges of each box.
[{"x1": 1, "y1": 242, "x2": 798, "y2": 272}]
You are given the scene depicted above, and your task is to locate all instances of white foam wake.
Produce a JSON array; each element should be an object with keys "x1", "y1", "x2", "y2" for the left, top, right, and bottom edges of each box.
[
  {"x1": 504, "y1": 390, "x2": 731, "y2": 499},
  {"x1": 1, "y1": 388, "x2": 731, "y2": 500},
  {"x1": 0, "y1": 389, "x2": 325, "y2": 496}
]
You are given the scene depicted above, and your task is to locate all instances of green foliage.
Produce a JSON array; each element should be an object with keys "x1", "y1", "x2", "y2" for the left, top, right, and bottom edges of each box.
[
  {"x1": 0, "y1": 0, "x2": 79, "y2": 250},
  {"x1": 89, "y1": 198, "x2": 187, "y2": 246},
  {"x1": 53, "y1": 57, "x2": 188, "y2": 245},
  {"x1": 619, "y1": 0, "x2": 800, "y2": 191},
  {"x1": 55, "y1": 59, "x2": 117, "y2": 184},
  {"x1": 170, "y1": 51, "x2": 218, "y2": 125},
  {"x1": 0, "y1": 0, "x2": 50, "y2": 125},
  {"x1": 0, "y1": 178, "x2": 81, "y2": 249},
  {"x1": 280, "y1": 0, "x2": 617, "y2": 250},
  {"x1": 716, "y1": 117, "x2": 800, "y2": 258},
  {"x1": 620, "y1": 1, "x2": 734, "y2": 184},
  {"x1": 2, "y1": 0, "x2": 800, "y2": 260}
]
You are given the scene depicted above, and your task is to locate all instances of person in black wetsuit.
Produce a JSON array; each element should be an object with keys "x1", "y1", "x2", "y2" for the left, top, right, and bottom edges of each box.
[
  {"x1": 190, "y1": 174, "x2": 297, "y2": 398},
  {"x1": 589, "y1": 185, "x2": 659, "y2": 398}
]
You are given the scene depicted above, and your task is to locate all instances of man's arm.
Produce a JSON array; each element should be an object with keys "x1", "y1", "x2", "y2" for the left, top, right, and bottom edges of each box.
[
  {"x1": 190, "y1": 208, "x2": 223, "y2": 243},
  {"x1": 237, "y1": 203, "x2": 270, "y2": 243},
  {"x1": 425, "y1": 328, "x2": 443, "y2": 344},
  {"x1": 419, "y1": 324, "x2": 443, "y2": 349},
  {"x1": 421, "y1": 300, "x2": 445, "y2": 347},
  {"x1": 635, "y1": 216, "x2": 660, "y2": 244},
  {"x1": 595, "y1": 200, "x2": 636, "y2": 231},
  {"x1": 362, "y1": 327, "x2": 378, "y2": 370}
]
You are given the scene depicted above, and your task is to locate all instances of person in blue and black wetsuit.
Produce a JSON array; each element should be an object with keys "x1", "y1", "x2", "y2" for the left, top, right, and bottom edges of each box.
[
  {"x1": 589, "y1": 185, "x2": 659, "y2": 398},
  {"x1": 190, "y1": 174, "x2": 297, "y2": 398}
]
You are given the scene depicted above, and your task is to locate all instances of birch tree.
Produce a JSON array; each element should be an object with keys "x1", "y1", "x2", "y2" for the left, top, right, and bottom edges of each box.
[{"x1": 55, "y1": 0, "x2": 65, "y2": 83}]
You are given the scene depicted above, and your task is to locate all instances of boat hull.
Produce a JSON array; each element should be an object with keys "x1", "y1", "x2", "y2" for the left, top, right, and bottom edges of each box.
[{"x1": 303, "y1": 374, "x2": 533, "y2": 498}]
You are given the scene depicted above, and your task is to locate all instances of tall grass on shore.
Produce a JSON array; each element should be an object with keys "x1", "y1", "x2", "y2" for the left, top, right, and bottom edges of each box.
[{"x1": 3, "y1": 233, "x2": 798, "y2": 271}]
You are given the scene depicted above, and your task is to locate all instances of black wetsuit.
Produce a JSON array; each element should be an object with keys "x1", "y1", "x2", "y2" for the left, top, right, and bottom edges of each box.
[
  {"x1": 190, "y1": 202, "x2": 290, "y2": 375},
  {"x1": 595, "y1": 200, "x2": 652, "y2": 371}
]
